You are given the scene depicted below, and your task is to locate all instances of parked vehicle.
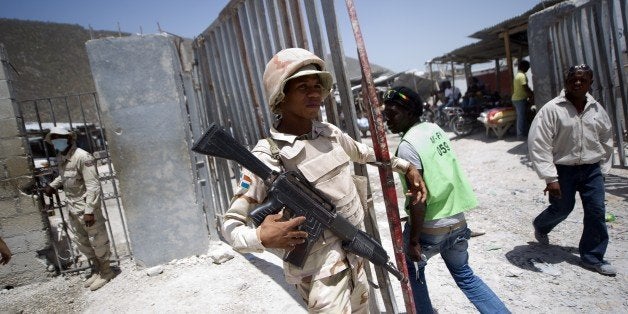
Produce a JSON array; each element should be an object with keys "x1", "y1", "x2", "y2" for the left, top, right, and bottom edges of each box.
[
  {"x1": 420, "y1": 102, "x2": 436, "y2": 123},
  {"x1": 451, "y1": 95, "x2": 503, "y2": 136},
  {"x1": 435, "y1": 105, "x2": 463, "y2": 130}
]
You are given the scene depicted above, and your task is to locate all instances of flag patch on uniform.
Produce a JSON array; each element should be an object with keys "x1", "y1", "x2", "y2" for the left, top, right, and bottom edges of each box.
[
  {"x1": 240, "y1": 174, "x2": 252, "y2": 189},
  {"x1": 84, "y1": 159, "x2": 95, "y2": 167}
]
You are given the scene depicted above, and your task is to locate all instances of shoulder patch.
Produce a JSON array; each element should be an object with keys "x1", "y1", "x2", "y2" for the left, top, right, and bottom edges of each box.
[
  {"x1": 239, "y1": 174, "x2": 252, "y2": 189},
  {"x1": 84, "y1": 159, "x2": 95, "y2": 167}
]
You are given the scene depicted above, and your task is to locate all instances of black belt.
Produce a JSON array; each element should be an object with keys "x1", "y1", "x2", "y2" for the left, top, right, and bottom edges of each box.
[{"x1": 421, "y1": 221, "x2": 467, "y2": 235}]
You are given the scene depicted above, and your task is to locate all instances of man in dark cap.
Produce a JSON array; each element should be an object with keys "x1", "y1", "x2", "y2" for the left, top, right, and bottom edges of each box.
[{"x1": 382, "y1": 86, "x2": 510, "y2": 313}]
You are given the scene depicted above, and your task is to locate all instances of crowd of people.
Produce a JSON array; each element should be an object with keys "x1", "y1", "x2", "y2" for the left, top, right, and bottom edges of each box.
[
  {"x1": 218, "y1": 49, "x2": 616, "y2": 313},
  {"x1": 431, "y1": 61, "x2": 536, "y2": 138},
  {"x1": 2, "y1": 46, "x2": 616, "y2": 313}
]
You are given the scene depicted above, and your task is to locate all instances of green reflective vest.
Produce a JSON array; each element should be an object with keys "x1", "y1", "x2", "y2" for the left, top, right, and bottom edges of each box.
[{"x1": 397, "y1": 123, "x2": 477, "y2": 220}]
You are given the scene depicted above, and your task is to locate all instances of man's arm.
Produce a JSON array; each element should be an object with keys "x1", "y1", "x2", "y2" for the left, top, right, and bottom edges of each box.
[
  {"x1": 598, "y1": 105, "x2": 614, "y2": 175},
  {"x1": 397, "y1": 141, "x2": 427, "y2": 260},
  {"x1": 80, "y1": 153, "x2": 101, "y2": 215},
  {"x1": 222, "y1": 155, "x2": 307, "y2": 253},
  {"x1": 336, "y1": 130, "x2": 426, "y2": 203},
  {"x1": 407, "y1": 197, "x2": 426, "y2": 262},
  {"x1": 45, "y1": 174, "x2": 63, "y2": 196},
  {"x1": 524, "y1": 78, "x2": 534, "y2": 99},
  {"x1": 528, "y1": 108, "x2": 558, "y2": 183},
  {"x1": 0, "y1": 236, "x2": 11, "y2": 265}
]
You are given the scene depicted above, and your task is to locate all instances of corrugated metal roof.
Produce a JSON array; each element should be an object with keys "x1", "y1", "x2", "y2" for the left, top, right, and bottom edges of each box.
[
  {"x1": 470, "y1": 0, "x2": 564, "y2": 40},
  {"x1": 431, "y1": 0, "x2": 566, "y2": 64}
]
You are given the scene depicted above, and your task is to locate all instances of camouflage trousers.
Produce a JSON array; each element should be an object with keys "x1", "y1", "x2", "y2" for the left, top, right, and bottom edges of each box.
[
  {"x1": 67, "y1": 206, "x2": 111, "y2": 262},
  {"x1": 295, "y1": 261, "x2": 369, "y2": 313}
]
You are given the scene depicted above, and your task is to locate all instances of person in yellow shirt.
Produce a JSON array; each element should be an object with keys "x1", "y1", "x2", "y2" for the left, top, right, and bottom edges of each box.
[{"x1": 511, "y1": 60, "x2": 534, "y2": 139}]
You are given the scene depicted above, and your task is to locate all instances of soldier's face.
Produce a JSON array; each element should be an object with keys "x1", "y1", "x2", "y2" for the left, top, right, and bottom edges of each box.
[{"x1": 280, "y1": 75, "x2": 323, "y2": 121}]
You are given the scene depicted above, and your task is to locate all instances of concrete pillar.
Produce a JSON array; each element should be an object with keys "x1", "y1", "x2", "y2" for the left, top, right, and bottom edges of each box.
[
  {"x1": 85, "y1": 35, "x2": 209, "y2": 267},
  {"x1": 0, "y1": 44, "x2": 49, "y2": 286}
]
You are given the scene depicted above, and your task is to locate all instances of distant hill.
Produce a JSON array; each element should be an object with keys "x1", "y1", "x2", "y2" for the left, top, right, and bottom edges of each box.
[
  {"x1": 0, "y1": 18, "x2": 128, "y2": 122},
  {"x1": 0, "y1": 19, "x2": 128, "y2": 101},
  {"x1": 325, "y1": 54, "x2": 394, "y2": 84}
]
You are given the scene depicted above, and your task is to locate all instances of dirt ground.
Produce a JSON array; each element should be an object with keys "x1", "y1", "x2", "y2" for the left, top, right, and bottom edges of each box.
[{"x1": 1, "y1": 129, "x2": 626, "y2": 313}]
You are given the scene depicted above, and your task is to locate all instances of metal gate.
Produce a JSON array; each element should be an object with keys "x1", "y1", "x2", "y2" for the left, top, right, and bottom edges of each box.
[{"x1": 18, "y1": 92, "x2": 131, "y2": 274}]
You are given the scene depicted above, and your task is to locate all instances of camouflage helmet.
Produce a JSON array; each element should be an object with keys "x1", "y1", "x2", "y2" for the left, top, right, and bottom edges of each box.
[
  {"x1": 44, "y1": 126, "x2": 75, "y2": 143},
  {"x1": 263, "y1": 48, "x2": 333, "y2": 114}
]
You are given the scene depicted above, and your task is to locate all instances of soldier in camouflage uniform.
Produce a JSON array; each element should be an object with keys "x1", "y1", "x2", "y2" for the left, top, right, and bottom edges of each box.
[
  {"x1": 222, "y1": 48, "x2": 426, "y2": 313},
  {"x1": 44, "y1": 126, "x2": 114, "y2": 291}
]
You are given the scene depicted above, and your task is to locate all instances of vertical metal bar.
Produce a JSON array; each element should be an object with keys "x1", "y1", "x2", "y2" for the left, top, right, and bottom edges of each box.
[
  {"x1": 228, "y1": 5, "x2": 260, "y2": 143},
  {"x1": 214, "y1": 25, "x2": 244, "y2": 143},
  {"x1": 267, "y1": 0, "x2": 283, "y2": 51},
  {"x1": 277, "y1": 0, "x2": 294, "y2": 48},
  {"x1": 228, "y1": 8, "x2": 257, "y2": 143},
  {"x1": 53, "y1": 191, "x2": 79, "y2": 268},
  {"x1": 77, "y1": 95, "x2": 95, "y2": 153},
  {"x1": 39, "y1": 193, "x2": 64, "y2": 274},
  {"x1": 63, "y1": 96, "x2": 74, "y2": 134},
  {"x1": 321, "y1": 0, "x2": 359, "y2": 139},
  {"x1": 221, "y1": 17, "x2": 250, "y2": 143},
  {"x1": 249, "y1": 0, "x2": 274, "y2": 129},
  {"x1": 189, "y1": 40, "x2": 221, "y2": 235},
  {"x1": 303, "y1": 0, "x2": 339, "y2": 126},
  {"x1": 207, "y1": 29, "x2": 237, "y2": 207},
  {"x1": 236, "y1": 2, "x2": 269, "y2": 137},
  {"x1": 503, "y1": 30, "x2": 513, "y2": 87},
  {"x1": 46, "y1": 98, "x2": 57, "y2": 125},
  {"x1": 289, "y1": 0, "x2": 308, "y2": 49},
  {"x1": 607, "y1": 0, "x2": 627, "y2": 166},
  {"x1": 345, "y1": 0, "x2": 415, "y2": 313},
  {"x1": 253, "y1": 0, "x2": 273, "y2": 62}
]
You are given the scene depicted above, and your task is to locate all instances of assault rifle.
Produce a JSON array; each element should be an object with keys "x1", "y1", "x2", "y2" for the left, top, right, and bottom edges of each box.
[{"x1": 192, "y1": 123, "x2": 404, "y2": 281}]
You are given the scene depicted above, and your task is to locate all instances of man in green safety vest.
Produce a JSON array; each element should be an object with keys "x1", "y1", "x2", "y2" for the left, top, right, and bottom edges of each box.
[{"x1": 382, "y1": 86, "x2": 510, "y2": 314}]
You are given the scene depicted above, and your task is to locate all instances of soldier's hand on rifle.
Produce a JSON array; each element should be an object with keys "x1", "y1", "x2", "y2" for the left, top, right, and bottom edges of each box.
[
  {"x1": 405, "y1": 165, "x2": 427, "y2": 204},
  {"x1": 84, "y1": 214, "x2": 95, "y2": 227},
  {"x1": 43, "y1": 185, "x2": 56, "y2": 197},
  {"x1": 258, "y1": 212, "x2": 308, "y2": 250}
]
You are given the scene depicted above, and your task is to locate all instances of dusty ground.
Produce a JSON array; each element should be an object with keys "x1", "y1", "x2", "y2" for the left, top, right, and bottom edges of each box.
[{"x1": 1, "y1": 129, "x2": 626, "y2": 313}]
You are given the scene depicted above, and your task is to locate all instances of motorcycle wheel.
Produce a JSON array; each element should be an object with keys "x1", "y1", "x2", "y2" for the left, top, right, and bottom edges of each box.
[
  {"x1": 435, "y1": 111, "x2": 446, "y2": 127},
  {"x1": 421, "y1": 109, "x2": 435, "y2": 123},
  {"x1": 451, "y1": 116, "x2": 473, "y2": 136}
]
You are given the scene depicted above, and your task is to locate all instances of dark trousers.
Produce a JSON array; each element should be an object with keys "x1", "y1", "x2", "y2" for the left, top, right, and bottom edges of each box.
[{"x1": 533, "y1": 163, "x2": 608, "y2": 265}]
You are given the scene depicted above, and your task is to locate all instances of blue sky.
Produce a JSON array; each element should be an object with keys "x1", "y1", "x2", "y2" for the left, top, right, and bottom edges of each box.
[{"x1": 1, "y1": 0, "x2": 541, "y2": 72}]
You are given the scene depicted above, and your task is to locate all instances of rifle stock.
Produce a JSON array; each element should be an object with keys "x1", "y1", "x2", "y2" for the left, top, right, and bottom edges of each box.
[{"x1": 192, "y1": 123, "x2": 404, "y2": 281}]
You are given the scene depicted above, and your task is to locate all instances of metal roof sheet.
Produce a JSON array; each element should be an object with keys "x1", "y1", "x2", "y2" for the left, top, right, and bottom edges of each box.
[{"x1": 431, "y1": 0, "x2": 565, "y2": 64}]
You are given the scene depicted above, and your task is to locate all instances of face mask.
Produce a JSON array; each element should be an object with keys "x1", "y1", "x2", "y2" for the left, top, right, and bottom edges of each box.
[{"x1": 51, "y1": 139, "x2": 69, "y2": 152}]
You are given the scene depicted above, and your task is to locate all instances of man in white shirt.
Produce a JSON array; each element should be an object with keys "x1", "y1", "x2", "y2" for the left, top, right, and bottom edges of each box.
[{"x1": 528, "y1": 64, "x2": 615, "y2": 276}]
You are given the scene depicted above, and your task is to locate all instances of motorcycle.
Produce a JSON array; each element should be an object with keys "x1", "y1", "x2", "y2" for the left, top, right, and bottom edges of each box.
[
  {"x1": 451, "y1": 95, "x2": 502, "y2": 136},
  {"x1": 435, "y1": 105, "x2": 463, "y2": 130},
  {"x1": 420, "y1": 102, "x2": 436, "y2": 123}
]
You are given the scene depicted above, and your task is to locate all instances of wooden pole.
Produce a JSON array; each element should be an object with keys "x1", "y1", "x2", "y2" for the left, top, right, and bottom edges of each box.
[{"x1": 344, "y1": 1, "x2": 416, "y2": 313}]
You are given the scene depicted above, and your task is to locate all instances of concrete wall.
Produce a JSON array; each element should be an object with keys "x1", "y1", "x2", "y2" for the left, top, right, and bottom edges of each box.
[
  {"x1": 85, "y1": 35, "x2": 209, "y2": 267},
  {"x1": 0, "y1": 45, "x2": 49, "y2": 286}
]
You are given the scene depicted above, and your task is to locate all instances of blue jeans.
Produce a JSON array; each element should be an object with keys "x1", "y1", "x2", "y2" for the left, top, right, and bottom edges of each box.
[
  {"x1": 512, "y1": 99, "x2": 528, "y2": 137},
  {"x1": 403, "y1": 224, "x2": 510, "y2": 313},
  {"x1": 533, "y1": 164, "x2": 608, "y2": 265}
]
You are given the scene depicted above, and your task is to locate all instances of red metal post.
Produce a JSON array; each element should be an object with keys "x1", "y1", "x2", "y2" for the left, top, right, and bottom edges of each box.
[{"x1": 344, "y1": 1, "x2": 416, "y2": 313}]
